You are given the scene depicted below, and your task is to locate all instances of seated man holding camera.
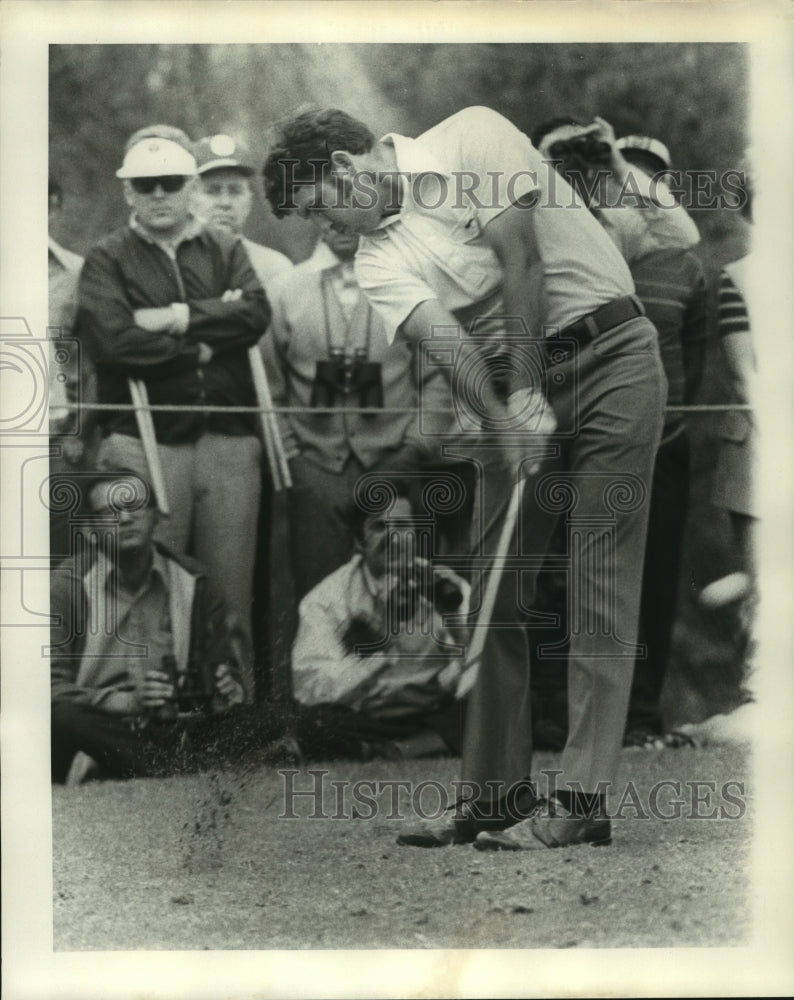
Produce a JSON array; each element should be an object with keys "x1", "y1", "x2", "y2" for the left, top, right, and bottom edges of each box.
[
  {"x1": 261, "y1": 227, "x2": 453, "y2": 598},
  {"x1": 50, "y1": 469, "x2": 246, "y2": 784},
  {"x1": 290, "y1": 485, "x2": 469, "y2": 761}
]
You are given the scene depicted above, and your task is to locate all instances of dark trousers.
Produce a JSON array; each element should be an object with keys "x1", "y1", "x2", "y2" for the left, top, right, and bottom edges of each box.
[
  {"x1": 627, "y1": 429, "x2": 691, "y2": 734},
  {"x1": 287, "y1": 455, "x2": 365, "y2": 601},
  {"x1": 51, "y1": 699, "x2": 461, "y2": 780},
  {"x1": 527, "y1": 517, "x2": 570, "y2": 748},
  {"x1": 51, "y1": 701, "x2": 277, "y2": 781},
  {"x1": 295, "y1": 701, "x2": 464, "y2": 760}
]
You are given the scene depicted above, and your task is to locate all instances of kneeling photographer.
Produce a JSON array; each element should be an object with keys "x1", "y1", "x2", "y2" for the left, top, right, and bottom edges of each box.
[{"x1": 289, "y1": 483, "x2": 470, "y2": 762}]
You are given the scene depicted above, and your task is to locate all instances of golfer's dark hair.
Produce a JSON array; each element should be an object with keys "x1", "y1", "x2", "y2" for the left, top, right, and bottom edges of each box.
[
  {"x1": 263, "y1": 106, "x2": 375, "y2": 217},
  {"x1": 530, "y1": 116, "x2": 584, "y2": 149}
]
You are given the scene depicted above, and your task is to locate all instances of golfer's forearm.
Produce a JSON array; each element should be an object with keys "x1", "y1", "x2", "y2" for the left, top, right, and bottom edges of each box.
[
  {"x1": 499, "y1": 256, "x2": 546, "y2": 398},
  {"x1": 482, "y1": 199, "x2": 547, "y2": 398},
  {"x1": 501, "y1": 254, "x2": 545, "y2": 341}
]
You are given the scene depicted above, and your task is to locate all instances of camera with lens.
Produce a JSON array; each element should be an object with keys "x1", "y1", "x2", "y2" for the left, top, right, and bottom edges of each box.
[
  {"x1": 175, "y1": 656, "x2": 218, "y2": 714},
  {"x1": 547, "y1": 131, "x2": 614, "y2": 209},
  {"x1": 548, "y1": 133, "x2": 613, "y2": 172},
  {"x1": 392, "y1": 562, "x2": 465, "y2": 623},
  {"x1": 311, "y1": 347, "x2": 384, "y2": 408}
]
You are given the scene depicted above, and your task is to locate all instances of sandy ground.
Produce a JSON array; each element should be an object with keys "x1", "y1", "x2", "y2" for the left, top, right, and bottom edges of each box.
[{"x1": 52, "y1": 746, "x2": 751, "y2": 952}]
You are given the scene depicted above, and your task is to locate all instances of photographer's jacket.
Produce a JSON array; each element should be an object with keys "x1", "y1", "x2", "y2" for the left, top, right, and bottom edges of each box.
[
  {"x1": 76, "y1": 219, "x2": 270, "y2": 443},
  {"x1": 50, "y1": 544, "x2": 237, "y2": 716}
]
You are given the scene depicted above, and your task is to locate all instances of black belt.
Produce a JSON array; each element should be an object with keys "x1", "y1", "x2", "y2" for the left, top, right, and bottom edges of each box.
[{"x1": 545, "y1": 295, "x2": 645, "y2": 363}]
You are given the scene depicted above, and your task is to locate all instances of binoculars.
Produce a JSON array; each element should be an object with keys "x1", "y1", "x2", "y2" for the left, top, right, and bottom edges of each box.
[
  {"x1": 160, "y1": 654, "x2": 217, "y2": 716},
  {"x1": 311, "y1": 348, "x2": 384, "y2": 409}
]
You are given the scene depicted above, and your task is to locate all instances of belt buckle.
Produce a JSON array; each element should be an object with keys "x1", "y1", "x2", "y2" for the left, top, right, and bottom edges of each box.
[{"x1": 629, "y1": 294, "x2": 644, "y2": 318}]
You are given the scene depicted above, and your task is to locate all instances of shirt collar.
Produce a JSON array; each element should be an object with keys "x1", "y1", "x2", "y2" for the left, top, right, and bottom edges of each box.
[
  {"x1": 87, "y1": 545, "x2": 170, "y2": 597},
  {"x1": 382, "y1": 133, "x2": 450, "y2": 180},
  {"x1": 374, "y1": 134, "x2": 451, "y2": 230},
  {"x1": 303, "y1": 239, "x2": 343, "y2": 273},
  {"x1": 359, "y1": 556, "x2": 387, "y2": 601},
  {"x1": 129, "y1": 213, "x2": 204, "y2": 251}
]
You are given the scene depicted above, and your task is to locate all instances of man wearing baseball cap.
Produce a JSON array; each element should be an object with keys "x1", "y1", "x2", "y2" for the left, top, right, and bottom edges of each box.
[
  {"x1": 192, "y1": 133, "x2": 293, "y2": 289},
  {"x1": 75, "y1": 124, "x2": 271, "y2": 702},
  {"x1": 614, "y1": 134, "x2": 673, "y2": 177}
]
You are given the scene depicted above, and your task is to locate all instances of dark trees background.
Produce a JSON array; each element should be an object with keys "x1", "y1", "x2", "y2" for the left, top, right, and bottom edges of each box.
[{"x1": 49, "y1": 42, "x2": 748, "y2": 259}]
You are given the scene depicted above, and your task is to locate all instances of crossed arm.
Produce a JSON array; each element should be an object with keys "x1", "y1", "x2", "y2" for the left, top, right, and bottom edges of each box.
[{"x1": 77, "y1": 239, "x2": 269, "y2": 370}]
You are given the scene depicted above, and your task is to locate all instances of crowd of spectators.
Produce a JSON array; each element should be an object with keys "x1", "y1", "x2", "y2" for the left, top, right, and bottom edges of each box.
[{"x1": 49, "y1": 113, "x2": 757, "y2": 787}]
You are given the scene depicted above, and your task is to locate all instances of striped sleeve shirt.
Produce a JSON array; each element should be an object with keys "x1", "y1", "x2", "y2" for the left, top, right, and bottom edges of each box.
[{"x1": 717, "y1": 271, "x2": 750, "y2": 338}]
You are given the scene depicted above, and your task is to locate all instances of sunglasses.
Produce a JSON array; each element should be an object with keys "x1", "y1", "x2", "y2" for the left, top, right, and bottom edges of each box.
[{"x1": 130, "y1": 175, "x2": 189, "y2": 195}]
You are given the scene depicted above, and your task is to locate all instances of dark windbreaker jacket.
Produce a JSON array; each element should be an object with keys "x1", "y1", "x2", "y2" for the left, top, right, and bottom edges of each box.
[{"x1": 75, "y1": 223, "x2": 271, "y2": 443}]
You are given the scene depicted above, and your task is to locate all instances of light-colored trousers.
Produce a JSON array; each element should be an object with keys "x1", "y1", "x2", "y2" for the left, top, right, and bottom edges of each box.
[
  {"x1": 97, "y1": 432, "x2": 262, "y2": 701},
  {"x1": 458, "y1": 316, "x2": 666, "y2": 799}
]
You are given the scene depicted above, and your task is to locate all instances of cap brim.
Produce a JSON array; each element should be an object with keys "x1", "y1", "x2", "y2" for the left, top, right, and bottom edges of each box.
[
  {"x1": 620, "y1": 151, "x2": 670, "y2": 174},
  {"x1": 197, "y1": 159, "x2": 254, "y2": 176},
  {"x1": 116, "y1": 167, "x2": 198, "y2": 179}
]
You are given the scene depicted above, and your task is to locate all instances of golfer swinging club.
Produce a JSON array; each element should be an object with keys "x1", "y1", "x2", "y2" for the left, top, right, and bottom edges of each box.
[{"x1": 263, "y1": 105, "x2": 666, "y2": 851}]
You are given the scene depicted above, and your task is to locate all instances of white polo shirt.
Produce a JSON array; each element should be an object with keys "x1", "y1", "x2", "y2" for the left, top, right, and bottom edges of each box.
[{"x1": 354, "y1": 106, "x2": 634, "y2": 342}]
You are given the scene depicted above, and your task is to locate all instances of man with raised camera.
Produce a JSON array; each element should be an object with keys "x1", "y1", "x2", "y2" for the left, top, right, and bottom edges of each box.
[
  {"x1": 532, "y1": 118, "x2": 706, "y2": 750},
  {"x1": 50, "y1": 468, "x2": 246, "y2": 784},
  {"x1": 264, "y1": 105, "x2": 666, "y2": 851},
  {"x1": 289, "y1": 483, "x2": 468, "y2": 761},
  {"x1": 532, "y1": 115, "x2": 700, "y2": 258},
  {"x1": 261, "y1": 226, "x2": 453, "y2": 598},
  {"x1": 75, "y1": 125, "x2": 271, "y2": 701}
]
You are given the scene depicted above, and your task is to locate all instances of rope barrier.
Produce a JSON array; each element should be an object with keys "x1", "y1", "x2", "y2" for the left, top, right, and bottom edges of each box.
[{"x1": 57, "y1": 401, "x2": 754, "y2": 415}]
